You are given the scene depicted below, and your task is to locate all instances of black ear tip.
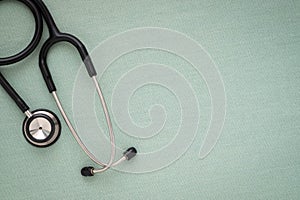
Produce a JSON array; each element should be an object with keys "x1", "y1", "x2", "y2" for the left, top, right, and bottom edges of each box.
[
  {"x1": 123, "y1": 147, "x2": 137, "y2": 160},
  {"x1": 128, "y1": 147, "x2": 137, "y2": 154},
  {"x1": 81, "y1": 166, "x2": 94, "y2": 176}
]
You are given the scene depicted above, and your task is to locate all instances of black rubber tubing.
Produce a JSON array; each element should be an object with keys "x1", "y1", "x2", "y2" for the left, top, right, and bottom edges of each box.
[
  {"x1": 0, "y1": 72, "x2": 29, "y2": 112},
  {"x1": 0, "y1": 0, "x2": 97, "y2": 93}
]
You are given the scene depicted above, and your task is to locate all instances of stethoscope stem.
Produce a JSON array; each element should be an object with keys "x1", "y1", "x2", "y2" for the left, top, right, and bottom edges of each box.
[{"x1": 24, "y1": 110, "x2": 33, "y2": 118}]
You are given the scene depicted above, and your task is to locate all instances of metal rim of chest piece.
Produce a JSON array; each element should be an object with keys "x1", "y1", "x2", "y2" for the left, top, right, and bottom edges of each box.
[{"x1": 22, "y1": 109, "x2": 61, "y2": 147}]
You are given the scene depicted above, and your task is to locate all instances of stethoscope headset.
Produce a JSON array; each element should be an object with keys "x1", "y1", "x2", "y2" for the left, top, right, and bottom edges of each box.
[{"x1": 0, "y1": 0, "x2": 137, "y2": 176}]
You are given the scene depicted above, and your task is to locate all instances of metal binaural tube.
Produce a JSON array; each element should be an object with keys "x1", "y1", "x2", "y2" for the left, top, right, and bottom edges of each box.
[
  {"x1": 91, "y1": 76, "x2": 116, "y2": 171},
  {"x1": 52, "y1": 76, "x2": 119, "y2": 172}
]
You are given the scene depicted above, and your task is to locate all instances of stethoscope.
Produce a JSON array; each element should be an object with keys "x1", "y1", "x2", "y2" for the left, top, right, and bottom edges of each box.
[{"x1": 0, "y1": 0, "x2": 137, "y2": 176}]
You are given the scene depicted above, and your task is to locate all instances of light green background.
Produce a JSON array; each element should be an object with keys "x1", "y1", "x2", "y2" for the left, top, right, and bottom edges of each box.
[{"x1": 0, "y1": 0, "x2": 299, "y2": 199}]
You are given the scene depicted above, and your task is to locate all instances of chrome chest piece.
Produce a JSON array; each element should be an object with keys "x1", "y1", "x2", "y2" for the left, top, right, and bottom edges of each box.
[{"x1": 23, "y1": 109, "x2": 61, "y2": 147}]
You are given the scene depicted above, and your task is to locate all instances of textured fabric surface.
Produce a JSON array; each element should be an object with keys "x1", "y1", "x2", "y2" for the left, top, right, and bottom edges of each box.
[{"x1": 0, "y1": 0, "x2": 299, "y2": 199}]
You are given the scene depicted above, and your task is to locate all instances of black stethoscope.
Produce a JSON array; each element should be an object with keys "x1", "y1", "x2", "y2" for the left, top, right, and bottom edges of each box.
[{"x1": 0, "y1": 0, "x2": 137, "y2": 176}]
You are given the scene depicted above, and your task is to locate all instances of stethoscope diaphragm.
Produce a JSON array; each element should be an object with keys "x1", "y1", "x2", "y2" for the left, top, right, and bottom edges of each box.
[{"x1": 22, "y1": 109, "x2": 61, "y2": 147}]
